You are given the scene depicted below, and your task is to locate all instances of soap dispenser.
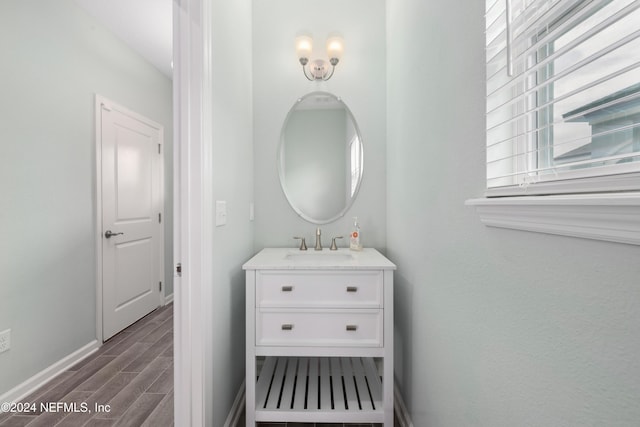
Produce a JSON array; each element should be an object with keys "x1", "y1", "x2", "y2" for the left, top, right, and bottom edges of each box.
[{"x1": 350, "y1": 217, "x2": 362, "y2": 251}]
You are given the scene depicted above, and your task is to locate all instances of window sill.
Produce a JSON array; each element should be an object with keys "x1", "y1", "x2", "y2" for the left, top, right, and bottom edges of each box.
[{"x1": 465, "y1": 192, "x2": 640, "y2": 245}]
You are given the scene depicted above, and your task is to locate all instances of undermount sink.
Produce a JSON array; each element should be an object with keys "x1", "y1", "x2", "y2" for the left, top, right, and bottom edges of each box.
[{"x1": 285, "y1": 251, "x2": 354, "y2": 262}]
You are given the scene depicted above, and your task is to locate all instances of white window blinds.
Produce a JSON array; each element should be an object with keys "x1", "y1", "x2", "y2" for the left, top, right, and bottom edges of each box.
[{"x1": 485, "y1": 0, "x2": 640, "y2": 193}]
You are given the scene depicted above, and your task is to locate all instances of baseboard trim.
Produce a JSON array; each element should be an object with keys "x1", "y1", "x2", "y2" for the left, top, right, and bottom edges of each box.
[
  {"x1": 0, "y1": 340, "x2": 100, "y2": 409},
  {"x1": 228, "y1": 379, "x2": 413, "y2": 426},
  {"x1": 164, "y1": 293, "x2": 174, "y2": 305},
  {"x1": 394, "y1": 383, "x2": 414, "y2": 427},
  {"x1": 224, "y1": 379, "x2": 246, "y2": 427}
]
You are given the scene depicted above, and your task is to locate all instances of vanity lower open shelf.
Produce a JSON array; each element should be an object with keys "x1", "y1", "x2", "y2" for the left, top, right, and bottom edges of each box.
[{"x1": 254, "y1": 356, "x2": 384, "y2": 423}]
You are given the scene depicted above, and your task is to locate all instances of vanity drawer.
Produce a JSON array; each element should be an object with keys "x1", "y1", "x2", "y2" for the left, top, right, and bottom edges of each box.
[
  {"x1": 256, "y1": 308, "x2": 383, "y2": 347},
  {"x1": 256, "y1": 270, "x2": 383, "y2": 308}
]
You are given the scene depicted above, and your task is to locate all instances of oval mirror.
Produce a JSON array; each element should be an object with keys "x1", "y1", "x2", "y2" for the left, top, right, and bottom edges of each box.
[{"x1": 278, "y1": 92, "x2": 364, "y2": 224}]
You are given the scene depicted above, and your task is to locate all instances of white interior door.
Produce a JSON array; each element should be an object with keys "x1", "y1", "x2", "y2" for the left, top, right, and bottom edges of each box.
[{"x1": 99, "y1": 97, "x2": 164, "y2": 341}]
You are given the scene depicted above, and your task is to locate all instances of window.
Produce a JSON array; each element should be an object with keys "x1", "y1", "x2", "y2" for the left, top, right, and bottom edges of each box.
[
  {"x1": 467, "y1": 0, "x2": 640, "y2": 245},
  {"x1": 485, "y1": 0, "x2": 640, "y2": 195}
]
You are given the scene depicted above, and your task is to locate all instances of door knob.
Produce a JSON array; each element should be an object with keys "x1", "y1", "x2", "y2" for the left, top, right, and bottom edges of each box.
[{"x1": 104, "y1": 230, "x2": 124, "y2": 239}]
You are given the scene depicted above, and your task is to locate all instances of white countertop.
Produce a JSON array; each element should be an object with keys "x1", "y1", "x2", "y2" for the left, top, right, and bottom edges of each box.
[{"x1": 242, "y1": 247, "x2": 396, "y2": 270}]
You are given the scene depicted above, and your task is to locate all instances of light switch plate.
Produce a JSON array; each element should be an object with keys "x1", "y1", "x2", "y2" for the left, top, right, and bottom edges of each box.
[
  {"x1": 249, "y1": 202, "x2": 254, "y2": 221},
  {"x1": 215, "y1": 200, "x2": 227, "y2": 226},
  {"x1": 0, "y1": 329, "x2": 10, "y2": 354}
]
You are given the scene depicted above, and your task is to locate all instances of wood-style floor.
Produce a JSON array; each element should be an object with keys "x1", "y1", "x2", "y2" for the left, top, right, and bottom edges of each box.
[
  {"x1": 0, "y1": 303, "x2": 174, "y2": 427},
  {"x1": 1, "y1": 303, "x2": 399, "y2": 427}
]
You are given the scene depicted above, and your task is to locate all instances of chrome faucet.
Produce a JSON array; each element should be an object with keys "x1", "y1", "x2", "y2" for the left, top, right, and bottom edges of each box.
[
  {"x1": 330, "y1": 236, "x2": 344, "y2": 250},
  {"x1": 293, "y1": 236, "x2": 307, "y2": 250},
  {"x1": 314, "y1": 227, "x2": 322, "y2": 251}
]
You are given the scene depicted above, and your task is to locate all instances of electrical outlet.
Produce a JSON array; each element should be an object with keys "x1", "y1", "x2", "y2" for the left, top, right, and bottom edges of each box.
[{"x1": 0, "y1": 329, "x2": 10, "y2": 354}]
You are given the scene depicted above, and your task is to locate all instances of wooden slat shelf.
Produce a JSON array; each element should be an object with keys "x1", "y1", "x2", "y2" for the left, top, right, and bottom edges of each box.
[{"x1": 254, "y1": 356, "x2": 384, "y2": 423}]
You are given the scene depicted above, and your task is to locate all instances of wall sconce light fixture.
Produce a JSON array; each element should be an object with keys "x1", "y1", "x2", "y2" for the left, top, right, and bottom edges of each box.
[{"x1": 295, "y1": 34, "x2": 344, "y2": 81}]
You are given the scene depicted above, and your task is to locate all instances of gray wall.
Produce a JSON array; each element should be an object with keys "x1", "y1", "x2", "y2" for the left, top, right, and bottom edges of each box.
[
  {"x1": 0, "y1": 0, "x2": 173, "y2": 396},
  {"x1": 387, "y1": 0, "x2": 640, "y2": 426},
  {"x1": 252, "y1": 0, "x2": 386, "y2": 249},
  {"x1": 207, "y1": 0, "x2": 254, "y2": 425}
]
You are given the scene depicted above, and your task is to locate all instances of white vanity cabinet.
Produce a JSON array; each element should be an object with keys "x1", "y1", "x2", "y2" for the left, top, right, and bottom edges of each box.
[{"x1": 243, "y1": 248, "x2": 396, "y2": 426}]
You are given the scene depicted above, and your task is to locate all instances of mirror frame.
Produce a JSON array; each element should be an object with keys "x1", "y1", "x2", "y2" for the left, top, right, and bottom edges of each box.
[{"x1": 277, "y1": 91, "x2": 364, "y2": 224}]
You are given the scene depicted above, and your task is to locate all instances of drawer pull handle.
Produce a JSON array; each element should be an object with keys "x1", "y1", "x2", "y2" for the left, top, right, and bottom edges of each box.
[
  {"x1": 346, "y1": 286, "x2": 358, "y2": 292},
  {"x1": 281, "y1": 324, "x2": 294, "y2": 331},
  {"x1": 281, "y1": 286, "x2": 293, "y2": 292},
  {"x1": 346, "y1": 325, "x2": 358, "y2": 331}
]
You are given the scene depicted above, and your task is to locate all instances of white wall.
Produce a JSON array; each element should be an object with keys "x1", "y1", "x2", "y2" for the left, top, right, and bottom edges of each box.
[
  {"x1": 207, "y1": 0, "x2": 254, "y2": 425},
  {"x1": 0, "y1": 0, "x2": 173, "y2": 396},
  {"x1": 252, "y1": 0, "x2": 386, "y2": 249},
  {"x1": 387, "y1": 0, "x2": 640, "y2": 425}
]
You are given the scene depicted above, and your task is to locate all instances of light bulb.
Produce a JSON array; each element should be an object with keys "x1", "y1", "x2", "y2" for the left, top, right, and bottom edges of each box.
[
  {"x1": 326, "y1": 36, "x2": 344, "y2": 61},
  {"x1": 295, "y1": 35, "x2": 313, "y2": 60}
]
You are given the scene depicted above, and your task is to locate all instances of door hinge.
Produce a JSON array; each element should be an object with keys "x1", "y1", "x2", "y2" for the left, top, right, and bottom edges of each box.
[
  {"x1": 158, "y1": 213, "x2": 162, "y2": 223},
  {"x1": 176, "y1": 263, "x2": 182, "y2": 277},
  {"x1": 158, "y1": 143, "x2": 161, "y2": 154},
  {"x1": 159, "y1": 281, "x2": 162, "y2": 292}
]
